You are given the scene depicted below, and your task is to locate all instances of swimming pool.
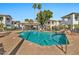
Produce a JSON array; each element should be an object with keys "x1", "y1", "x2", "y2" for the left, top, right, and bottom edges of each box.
[{"x1": 19, "y1": 30, "x2": 69, "y2": 46}]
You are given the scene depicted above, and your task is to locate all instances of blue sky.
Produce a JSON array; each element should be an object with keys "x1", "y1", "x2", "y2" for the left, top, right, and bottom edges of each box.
[{"x1": 0, "y1": 3, "x2": 79, "y2": 22}]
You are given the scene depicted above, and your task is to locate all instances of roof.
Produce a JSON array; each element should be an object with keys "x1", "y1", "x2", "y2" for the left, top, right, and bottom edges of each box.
[
  {"x1": 24, "y1": 22, "x2": 39, "y2": 26},
  {"x1": 0, "y1": 14, "x2": 12, "y2": 19},
  {"x1": 61, "y1": 12, "x2": 79, "y2": 18},
  {"x1": 48, "y1": 20, "x2": 62, "y2": 22}
]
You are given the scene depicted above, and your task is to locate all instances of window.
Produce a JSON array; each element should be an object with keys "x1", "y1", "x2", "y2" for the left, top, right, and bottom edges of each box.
[
  {"x1": 64, "y1": 18, "x2": 68, "y2": 21},
  {"x1": 6, "y1": 18, "x2": 10, "y2": 20},
  {"x1": 48, "y1": 22, "x2": 50, "y2": 24},
  {"x1": 6, "y1": 18, "x2": 10, "y2": 23},
  {"x1": 75, "y1": 17, "x2": 78, "y2": 21},
  {"x1": 0, "y1": 16, "x2": 3, "y2": 21},
  {"x1": 68, "y1": 17, "x2": 70, "y2": 19}
]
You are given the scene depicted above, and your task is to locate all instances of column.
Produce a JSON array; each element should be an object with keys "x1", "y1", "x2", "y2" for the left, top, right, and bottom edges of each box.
[
  {"x1": 72, "y1": 14, "x2": 75, "y2": 29},
  {"x1": 2, "y1": 16, "x2": 6, "y2": 27}
]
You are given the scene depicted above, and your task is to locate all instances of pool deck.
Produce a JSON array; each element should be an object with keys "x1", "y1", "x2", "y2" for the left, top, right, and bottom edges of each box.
[
  {"x1": 0, "y1": 30, "x2": 23, "y2": 55},
  {"x1": 0, "y1": 30, "x2": 79, "y2": 55}
]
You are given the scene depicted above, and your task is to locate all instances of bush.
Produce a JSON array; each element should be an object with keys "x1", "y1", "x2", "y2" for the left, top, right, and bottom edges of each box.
[
  {"x1": 74, "y1": 24, "x2": 79, "y2": 29},
  {"x1": 0, "y1": 23, "x2": 4, "y2": 31},
  {"x1": 74, "y1": 24, "x2": 79, "y2": 32}
]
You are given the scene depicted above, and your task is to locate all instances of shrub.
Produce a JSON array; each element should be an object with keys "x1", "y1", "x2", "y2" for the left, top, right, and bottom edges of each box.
[{"x1": 74, "y1": 24, "x2": 79, "y2": 30}]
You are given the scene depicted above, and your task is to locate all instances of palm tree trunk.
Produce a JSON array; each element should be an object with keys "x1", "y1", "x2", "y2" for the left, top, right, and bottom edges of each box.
[{"x1": 41, "y1": 24, "x2": 44, "y2": 30}]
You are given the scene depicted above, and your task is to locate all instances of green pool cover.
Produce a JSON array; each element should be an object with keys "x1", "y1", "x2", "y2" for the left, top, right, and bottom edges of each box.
[{"x1": 19, "y1": 30, "x2": 69, "y2": 46}]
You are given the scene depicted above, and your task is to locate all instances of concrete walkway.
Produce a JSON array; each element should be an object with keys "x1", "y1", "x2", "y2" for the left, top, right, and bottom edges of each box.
[
  {"x1": 66, "y1": 33, "x2": 79, "y2": 55},
  {"x1": 0, "y1": 31, "x2": 22, "y2": 55},
  {"x1": 16, "y1": 40, "x2": 64, "y2": 55}
]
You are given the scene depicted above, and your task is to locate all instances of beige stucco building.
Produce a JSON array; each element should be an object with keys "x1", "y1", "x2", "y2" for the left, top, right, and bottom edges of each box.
[
  {"x1": 61, "y1": 12, "x2": 79, "y2": 29},
  {"x1": 0, "y1": 14, "x2": 12, "y2": 27}
]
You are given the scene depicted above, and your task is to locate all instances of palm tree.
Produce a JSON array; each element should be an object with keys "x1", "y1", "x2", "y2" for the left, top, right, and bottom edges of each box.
[
  {"x1": 32, "y1": 3, "x2": 37, "y2": 20},
  {"x1": 37, "y1": 3, "x2": 42, "y2": 12}
]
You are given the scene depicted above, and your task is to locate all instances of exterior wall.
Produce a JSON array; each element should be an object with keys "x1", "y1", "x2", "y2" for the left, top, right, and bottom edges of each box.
[
  {"x1": 45, "y1": 20, "x2": 61, "y2": 30},
  {"x1": 55, "y1": 21, "x2": 60, "y2": 26},
  {"x1": 2, "y1": 16, "x2": 6, "y2": 25},
  {"x1": 72, "y1": 14, "x2": 79, "y2": 25},
  {"x1": 77, "y1": 17, "x2": 79, "y2": 24},
  {"x1": 1, "y1": 16, "x2": 12, "y2": 27},
  {"x1": 62, "y1": 14, "x2": 79, "y2": 25},
  {"x1": 62, "y1": 16, "x2": 73, "y2": 25},
  {"x1": 5, "y1": 16, "x2": 12, "y2": 25},
  {"x1": 62, "y1": 13, "x2": 79, "y2": 29},
  {"x1": 72, "y1": 14, "x2": 79, "y2": 29},
  {"x1": 47, "y1": 21, "x2": 60, "y2": 26}
]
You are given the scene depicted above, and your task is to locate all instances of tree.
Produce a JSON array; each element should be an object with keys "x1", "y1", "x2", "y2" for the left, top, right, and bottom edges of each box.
[
  {"x1": 32, "y1": 3, "x2": 42, "y2": 20},
  {"x1": 74, "y1": 24, "x2": 79, "y2": 30},
  {"x1": 36, "y1": 10, "x2": 53, "y2": 30},
  {"x1": 29, "y1": 19, "x2": 34, "y2": 23},
  {"x1": 37, "y1": 3, "x2": 42, "y2": 12},
  {"x1": 0, "y1": 17, "x2": 4, "y2": 31},
  {"x1": 25, "y1": 19, "x2": 29, "y2": 22},
  {"x1": 36, "y1": 11, "x2": 44, "y2": 28},
  {"x1": 0, "y1": 17, "x2": 3, "y2": 24},
  {"x1": 43, "y1": 10, "x2": 53, "y2": 22},
  {"x1": 25, "y1": 19, "x2": 33, "y2": 23},
  {"x1": 32, "y1": 3, "x2": 37, "y2": 20}
]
